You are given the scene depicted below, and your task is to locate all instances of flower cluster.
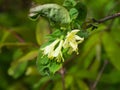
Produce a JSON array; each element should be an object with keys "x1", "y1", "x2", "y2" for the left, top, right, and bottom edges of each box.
[{"x1": 41, "y1": 29, "x2": 84, "y2": 62}]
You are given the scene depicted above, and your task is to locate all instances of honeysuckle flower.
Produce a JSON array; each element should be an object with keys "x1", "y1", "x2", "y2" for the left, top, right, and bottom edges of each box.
[
  {"x1": 63, "y1": 29, "x2": 84, "y2": 54},
  {"x1": 53, "y1": 40, "x2": 64, "y2": 62},
  {"x1": 41, "y1": 39, "x2": 64, "y2": 62},
  {"x1": 41, "y1": 39, "x2": 60, "y2": 59},
  {"x1": 41, "y1": 29, "x2": 84, "y2": 63}
]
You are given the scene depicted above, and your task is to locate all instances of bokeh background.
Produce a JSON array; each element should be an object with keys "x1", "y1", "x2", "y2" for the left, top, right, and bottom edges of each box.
[{"x1": 0, "y1": 0, "x2": 120, "y2": 90}]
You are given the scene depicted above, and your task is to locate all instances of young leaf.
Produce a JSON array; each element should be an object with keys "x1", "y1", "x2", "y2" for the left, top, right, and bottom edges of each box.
[
  {"x1": 36, "y1": 18, "x2": 49, "y2": 45},
  {"x1": 29, "y1": 4, "x2": 70, "y2": 25},
  {"x1": 36, "y1": 51, "x2": 49, "y2": 76},
  {"x1": 69, "y1": 8, "x2": 78, "y2": 20},
  {"x1": 63, "y1": 0, "x2": 77, "y2": 8},
  {"x1": 37, "y1": 49, "x2": 62, "y2": 76},
  {"x1": 49, "y1": 61, "x2": 62, "y2": 75}
]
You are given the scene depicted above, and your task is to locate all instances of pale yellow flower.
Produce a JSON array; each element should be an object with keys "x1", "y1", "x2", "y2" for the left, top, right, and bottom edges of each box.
[
  {"x1": 41, "y1": 39, "x2": 64, "y2": 62},
  {"x1": 63, "y1": 29, "x2": 84, "y2": 54},
  {"x1": 41, "y1": 39, "x2": 60, "y2": 59},
  {"x1": 41, "y1": 29, "x2": 84, "y2": 62},
  {"x1": 53, "y1": 40, "x2": 64, "y2": 62}
]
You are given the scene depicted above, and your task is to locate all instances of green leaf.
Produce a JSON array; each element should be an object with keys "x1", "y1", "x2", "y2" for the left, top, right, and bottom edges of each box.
[
  {"x1": 46, "y1": 29, "x2": 63, "y2": 41},
  {"x1": 65, "y1": 75, "x2": 73, "y2": 89},
  {"x1": 18, "y1": 50, "x2": 38, "y2": 62},
  {"x1": 37, "y1": 50, "x2": 62, "y2": 76},
  {"x1": 83, "y1": 47, "x2": 95, "y2": 69},
  {"x1": 36, "y1": 18, "x2": 49, "y2": 45},
  {"x1": 63, "y1": 0, "x2": 77, "y2": 8},
  {"x1": 102, "y1": 32, "x2": 120, "y2": 70},
  {"x1": 13, "y1": 49, "x2": 23, "y2": 60},
  {"x1": 101, "y1": 70, "x2": 120, "y2": 84},
  {"x1": 69, "y1": 8, "x2": 78, "y2": 20},
  {"x1": 8, "y1": 50, "x2": 37, "y2": 78},
  {"x1": 89, "y1": 44, "x2": 101, "y2": 72},
  {"x1": 37, "y1": 53, "x2": 50, "y2": 76},
  {"x1": 75, "y1": 70, "x2": 97, "y2": 79},
  {"x1": 63, "y1": 1, "x2": 87, "y2": 23},
  {"x1": 29, "y1": 4, "x2": 70, "y2": 24},
  {"x1": 89, "y1": 59, "x2": 101, "y2": 72},
  {"x1": 33, "y1": 76, "x2": 50, "y2": 89},
  {"x1": 75, "y1": 2, "x2": 87, "y2": 22},
  {"x1": 8, "y1": 61, "x2": 28, "y2": 79},
  {"x1": 78, "y1": 33, "x2": 99, "y2": 66},
  {"x1": 0, "y1": 30, "x2": 10, "y2": 43},
  {"x1": 49, "y1": 61, "x2": 62, "y2": 75},
  {"x1": 111, "y1": 26, "x2": 120, "y2": 43}
]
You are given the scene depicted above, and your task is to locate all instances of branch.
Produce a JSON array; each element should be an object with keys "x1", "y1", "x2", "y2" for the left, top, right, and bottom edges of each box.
[
  {"x1": 1, "y1": 27, "x2": 25, "y2": 43},
  {"x1": 10, "y1": 30, "x2": 25, "y2": 43},
  {"x1": 91, "y1": 60, "x2": 108, "y2": 90},
  {"x1": 85, "y1": 12, "x2": 120, "y2": 29},
  {"x1": 0, "y1": 26, "x2": 39, "y2": 48},
  {"x1": 97, "y1": 12, "x2": 120, "y2": 23},
  {"x1": 10, "y1": 29, "x2": 39, "y2": 47},
  {"x1": 59, "y1": 66, "x2": 65, "y2": 90}
]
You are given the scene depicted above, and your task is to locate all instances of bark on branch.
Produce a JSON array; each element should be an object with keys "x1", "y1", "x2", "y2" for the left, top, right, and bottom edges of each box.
[
  {"x1": 97, "y1": 12, "x2": 120, "y2": 23},
  {"x1": 85, "y1": 12, "x2": 120, "y2": 29}
]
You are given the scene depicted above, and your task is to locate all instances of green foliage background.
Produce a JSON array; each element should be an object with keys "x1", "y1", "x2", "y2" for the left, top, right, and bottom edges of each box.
[{"x1": 0, "y1": 0, "x2": 120, "y2": 90}]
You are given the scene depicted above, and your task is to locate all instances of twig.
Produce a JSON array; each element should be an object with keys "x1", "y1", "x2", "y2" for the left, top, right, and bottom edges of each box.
[
  {"x1": 59, "y1": 66, "x2": 65, "y2": 90},
  {"x1": 10, "y1": 30, "x2": 25, "y2": 43},
  {"x1": 1, "y1": 27, "x2": 25, "y2": 43},
  {"x1": 91, "y1": 60, "x2": 108, "y2": 90},
  {"x1": 85, "y1": 12, "x2": 120, "y2": 29},
  {"x1": 97, "y1": 12, "x2": 120, "y2": 23},
  {"x1": 0, "y1": 27, "x2": 39, "y2": 48},
  {"x1": 10, "y1": 30, "x2": 39, "y2": 47}
]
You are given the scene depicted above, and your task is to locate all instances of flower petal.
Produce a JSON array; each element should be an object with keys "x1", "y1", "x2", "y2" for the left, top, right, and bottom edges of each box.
[
  {"x1": 41, "y1": 39, "x2": 60, "y2": 58},
  {"x1": 63, "y1": 29, "x2": 84, "y2": 54},
  {"x1": 53, "y1": 40, "x2": 64, "y2": 62}
]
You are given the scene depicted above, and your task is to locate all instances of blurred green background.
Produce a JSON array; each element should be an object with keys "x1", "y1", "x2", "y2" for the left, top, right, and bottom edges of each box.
[{"x1": 0, "y1": 0, "x2": 120, "y2": 90}]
